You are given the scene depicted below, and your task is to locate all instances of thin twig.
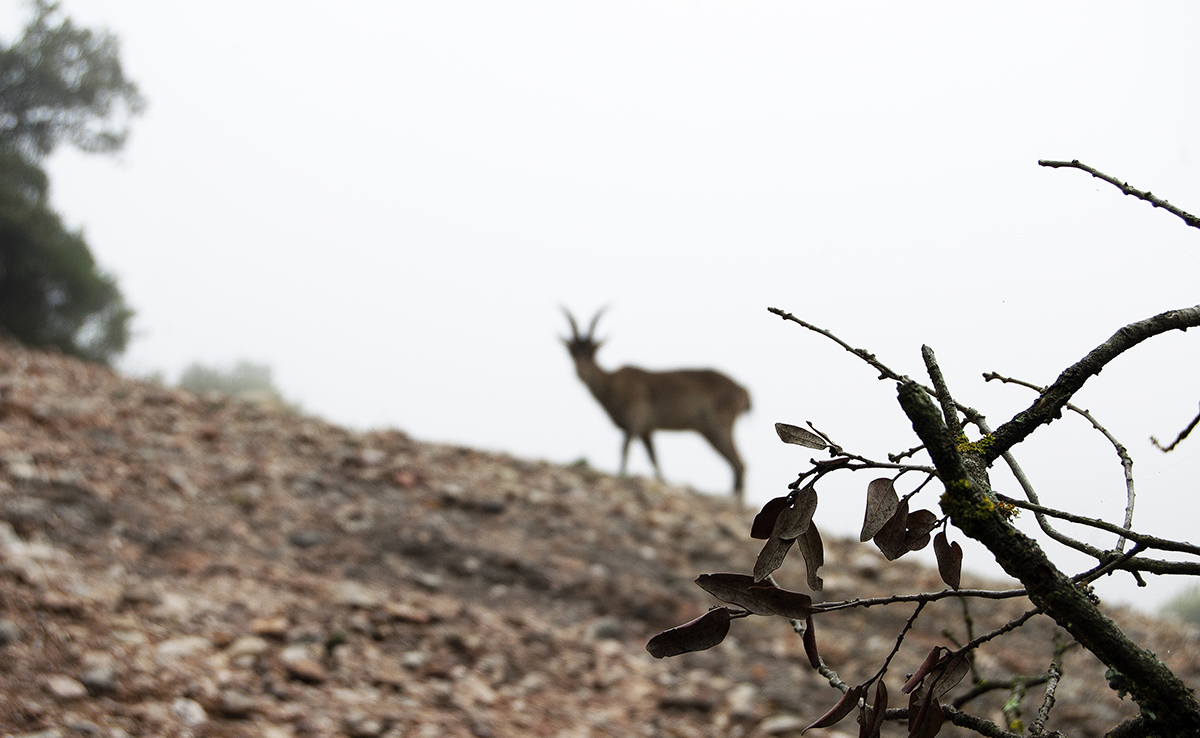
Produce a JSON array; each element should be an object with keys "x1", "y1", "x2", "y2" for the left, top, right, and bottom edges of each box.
[
  {"x1": 984, "y1": 371, "x2": 1137, "y2": 550},
  {"x1": 1039, "y1": 159, "x2": 1200, "y2": 230},
  {"x1": 996, "y1": 496, "x2": 1200, "y2": 558},
  {"x1": 984, "y1": 305, "x2": 1200, "y2": 464},
  {"x1": 1029, "y1": 639, "x2": 1077, "y2": 736},
  {"x1": 953, "y1": 607, "x2": 1042, "y2": 657},
  {"x1": 924, "y1": 345, "x2": 964, "y2": 440},
  {"x1": 1151, "y1": 401, "x2": 1200, "y2": 452},
  {"x1": 881, "y1": 706, "x2": 1025, "y2": 738},
  {"x1": 816, "y1": 587, "x2": 1029, "y2": 613},
  {"x1": 869, "y1": 601, "x2": 926, "y2": 686}
]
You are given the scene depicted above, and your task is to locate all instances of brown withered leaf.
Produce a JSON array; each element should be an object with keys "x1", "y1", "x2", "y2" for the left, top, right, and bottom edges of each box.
[
  {"x1": 751, "y1": 495, "x2": 790, "y2": 540},
  {"x1": 902, "y1": 647, "x2": 948, "y2": 694},
  {"x1": 908, "y1": 690, "x2": 945, "y2": 738},
  {"x1": 861, "y1": 478, "x2": 899, "y2": 542},
  {"x1": 773, "y1": 483, "x2": 817, "y2": 540},
  {"x1": 745, "y1": 584, "x2": 816, "y2": 619},
  {"x1": 933, "y1": 531, "x2": 962, "y2": 590},
  {"x1": 904, "y1": 509, "x2": 939, "y2": 553},
  {"x1": 797, "y1": 523, "x2": 824, "y2": 591},
  {"x1": 866, "y1": 679, "x2": 889, "y2": 738},
  {"x1": 694, "y1": 573, "x2": 776, "y2": 615},
  {"x1": 930, "y1": 653, "x2": 970, "y2": 699},
  {"x1": 753, "y1": 534, "x2": 794, "y2": 582},
  {"x1": 873, "y1": 498, "x2": 910, "y2": 561},
  {"x1": 646, "y1": 608, "x2": 732, "y2": 659},
  {"x1": 802, "y1": 614, "x2": 820, "y2": 669},
  {"x1": 775, "y1": 422, "x2": 828, "y2": 449},
  {"x1": 805, "y1": 684, "x2": 864, "y2": 732}
]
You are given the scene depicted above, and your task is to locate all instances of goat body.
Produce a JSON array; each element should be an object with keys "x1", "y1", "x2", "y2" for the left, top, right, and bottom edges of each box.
[{"x1": 563, "y1": 309, "x2": 751, "y2": 500}]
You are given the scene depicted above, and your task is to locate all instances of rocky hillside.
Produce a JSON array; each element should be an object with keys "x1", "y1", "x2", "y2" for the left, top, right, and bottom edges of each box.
[{"x1": 0, "y1": 339, "x2": 1197, "y2": 738}]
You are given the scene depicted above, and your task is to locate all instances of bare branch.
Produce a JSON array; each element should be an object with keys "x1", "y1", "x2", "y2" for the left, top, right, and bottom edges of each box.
[
  {"x1": 1151, "y1": 401, "x2": 1200, "y2": 452},
  {"x1": 996, "y1": 495, "x2": 1200, "y2": 558},
  {"x1": 1029, "y1": 640, "x2": 1077, "y2": 737},
  {"x1": 882, "y1": 706, "x2": 1025, "y2": 738},
  {"x1": 898, "y1": 378, "x2": 1200, "y2": 731},
  {"x1": 985, "y1": 305, "x2": 1200, "y2": 464},
  {"x1": 769, "y1": 307, "x2": 909, "y2": 381},
  {"x1": 1039, "y1": 159, "x2": 1200, "y2": 231},
  {"x1": 985, "y1": 371, "x2": 1137, "y2": 550},
  {"x1": 869, "y1": 601, "x2": 926, "y2": 686},
  {"x1": 955, "y1": 607, "x2": 1043, "y2": 656},
  {"x1": 817, "y1": 586, "x2": 1029, "y2": 613},
  {"x1": 924, "y1": 345, "x2": 964, "y2": 440}
]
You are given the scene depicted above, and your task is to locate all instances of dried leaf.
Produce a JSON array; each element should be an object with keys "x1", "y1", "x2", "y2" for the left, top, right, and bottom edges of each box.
[
  {"x1": 802, "y1": 614, "x2": 820, "y2": 669},
  {"x1": 868, "y1": 679, "x2": 889, "y2": 738},
  {"x1": 694, "y1": 573, "x2": 776, "y2": 615},
  {"x1": 933, "y1": 532, "x2": 962, "y2": 590},
  {"x1": 774, "y1": 483, "x2": 818, "y2": 540},
  {"x1": 646, "y1": 608, "x2": 732, "y2": 659},
  {"x1": 804, "y1": 684, "x2": 864, "y2": 733},
  {"x1": 930, "y1": 653, "x2": 970, "y2": 699},
  {"x1": 753, "y1": 534, "x2": 794, "y2": 582},
  {"x1": 746, "y1": 584, "x2": 816, "y2": 619},
  {"x1": 861, "y1": 479, "x2": 899, "y2": 542},
  {"x1": 873, "y1": 498, "x2": 910, "y2": 561},
  {"x1": 904, "y1": 509, "x2": 938, "y2": 552},
  {"x1": 908, "y1": 691, "x2": 945, "y2": 738},
  {"x1": 751, "y1": 495, "x2": 790, "y2": 540},
  {"x1": 797, "y1": 523, "x2": 824, "y2": 591},
  {"x1": 902, "y1": 647, "x2": 947, "y2": 694},
  {"x1": 775, "y1": 422, "x2": 828, "y2": 449}
]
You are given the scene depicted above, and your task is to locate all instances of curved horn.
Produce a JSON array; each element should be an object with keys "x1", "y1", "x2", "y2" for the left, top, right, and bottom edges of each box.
[
  {"x1": 586, "y1": 306, "x2": 607, "y2": 340},
  {"x1": 562, "y1": 307, "x2": 582, "y2": 340}
]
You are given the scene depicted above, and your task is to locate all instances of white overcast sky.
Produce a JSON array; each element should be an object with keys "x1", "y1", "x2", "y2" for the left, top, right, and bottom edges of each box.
[{"x1": 5, "y1": 2, "x2": 1200, "y2": 611}]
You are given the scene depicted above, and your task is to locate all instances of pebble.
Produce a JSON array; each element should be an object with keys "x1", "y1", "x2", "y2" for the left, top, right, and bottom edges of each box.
[
  {"x1": 280, "y1": 646, "x2": 328, "y2": 684},
  {"x1": 43, "y1": 674, "x2": 88, "y2": 700},
  {"x1": 172, "y1": 697, "x2": 207, "y2": 726},
  {"x1": 0, "y1": 618, "x2": 23, "y2": 645}
]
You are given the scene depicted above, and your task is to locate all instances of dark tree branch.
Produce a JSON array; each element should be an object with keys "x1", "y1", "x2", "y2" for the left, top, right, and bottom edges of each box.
[
  {"x1": 1039, "y1": 159, "x2": 1200, "y2": 231},
  {"x1": 897, "y1": 380, "x2": 1200, "y2": 733},
  {"x1": 1151, "y1": 401, "x2": 1200, "y2": 453},
  {"x1": 984, "y1": 371, "x2": 1138, "y2": 549},
  {"x1": 816, "y1": 586, "x2": 1029, "y2": 613},
  {"x1": 882, "y1": 706, "x2": 1024, "y2": 738},
  {"x1": 984, "y1": 306, "x2": 1200, "y2": 464},
  {"x1": 996, "y1": 495, "x2": 1200, "y2": 558}
]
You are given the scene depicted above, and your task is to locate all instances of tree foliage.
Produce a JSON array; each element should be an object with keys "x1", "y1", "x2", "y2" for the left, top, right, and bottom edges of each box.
[
  {"x1": 0, "y1": 0, "x2": 144, "y2": 160},
  {"x1": 177, "y1": 360, "x2": 300, "y2": 413},
  {"x1": 649, "y1": 162, "x2": 1200, "y2": 738},
  {"x1": 0, "y1": 1, "x2": 142, "y2": 363}
]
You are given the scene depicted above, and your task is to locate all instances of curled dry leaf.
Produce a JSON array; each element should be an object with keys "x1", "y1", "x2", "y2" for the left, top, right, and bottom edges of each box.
[
  {"x1": 866, "y1": 679, "x2": 888, "y2": 738},
  {"x1": 902, "y1": 647, "x2": 948, "y2": 694},
  {"x1": 907, "y1": 690, "x2": 945, "y2": 738},
  {"x1": 802, "y1": 614, "x2": 820, "y2": 669},
  {"x1": 933, "y1": 531, "x2": 962, "y2": 590},
  {"x1": 694, "y1": 573, "x2": 777, "y2": 615},
  {"x1": 775, "y1": 422, "x2": 828, "y2": 449},
  {"x1": 751, "y1": 495, "x2": 790, "y2": 540},
  {"x1": 904, "y1": 509, "x2": 938, "y2": 553},
  {"x1": 746, "y1": 584, "x2": 816, "y2": 619},
  {"x1": 773, "y1": 483, "x2": 817, "y2": 540},
  {"x1": 930, "y1": 653, "x2": 970, "y2": 699},
  {"x1": 804, "y1": 684, "x2": 864, "y2": 733},
  {"x1": 753, "y1": 534, "x2": 794, "y2": 582},
  {"x1": 797, "y1": 524, "x2": 824, "y2": 591},
  {"x1": 873, "y1": 498, "x2": 910, "y2": 561},
  {"x1": 861, "y1": 478, "x2": 899, "y2": 542},
  {"x1": 646, "y1": 607, "x2": 732, "y2": 659}
]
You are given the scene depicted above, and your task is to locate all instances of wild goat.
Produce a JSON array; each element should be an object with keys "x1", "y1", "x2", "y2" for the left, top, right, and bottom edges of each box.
[{"x1": 562, "y1": 308, "x2": 751, "y2": 501}]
